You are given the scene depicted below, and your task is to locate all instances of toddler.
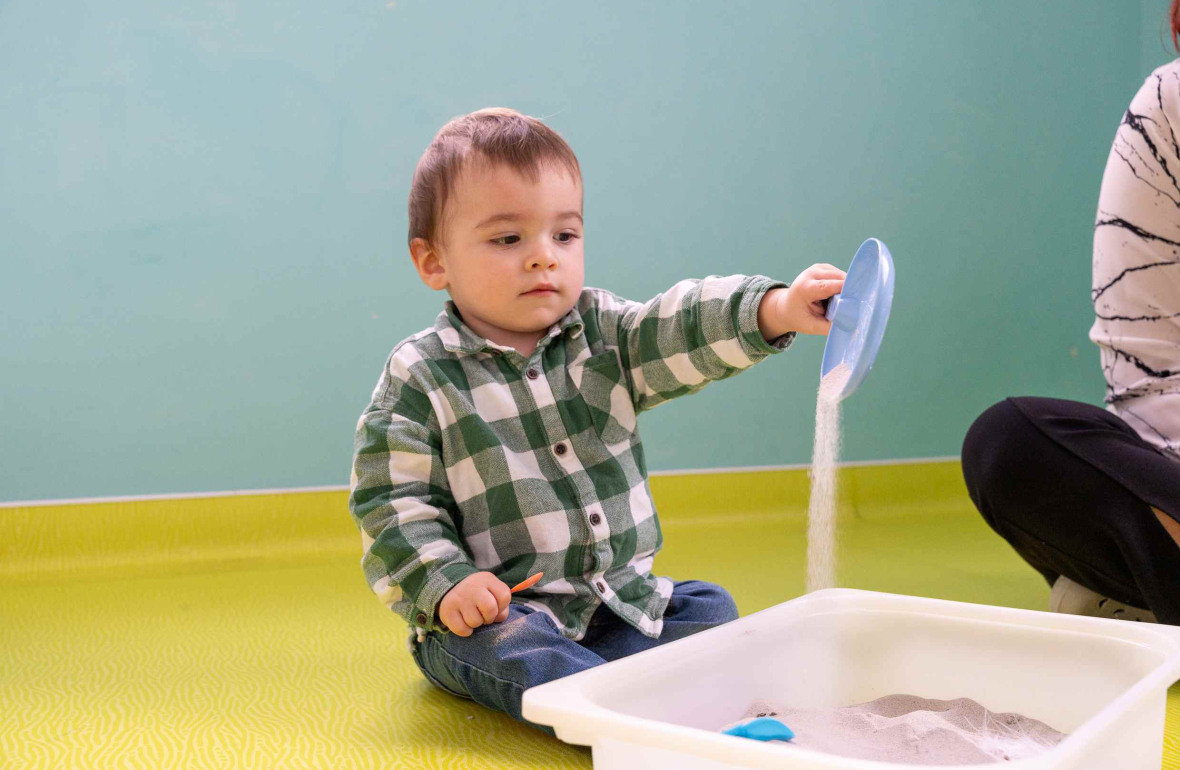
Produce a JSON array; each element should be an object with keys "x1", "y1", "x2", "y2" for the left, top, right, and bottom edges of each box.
[{"x1": 348, "y1": 107, "x2": 844, "y2": 730}]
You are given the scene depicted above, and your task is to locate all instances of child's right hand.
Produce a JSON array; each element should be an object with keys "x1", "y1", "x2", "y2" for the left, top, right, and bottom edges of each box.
[{"x1": 438, "y1": 572, "x2": 512, "y2": 637}]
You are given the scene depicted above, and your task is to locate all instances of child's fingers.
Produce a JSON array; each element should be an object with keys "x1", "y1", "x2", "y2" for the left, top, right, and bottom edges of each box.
[
  {"x1": 494, "y1": 606, "x2": 510, "y2": 623},
  {"x1": 809, "y1": 302, "x2": 834, "y2": 320},
  {"x1": 490, "y1": 578, "x2": 512, "y2": 609},
  {"x1": 809, "y1": 263, "x2": 845, "y2": 278},
  {"x1": 475, "y1": 591, "x2": 501, "y2": 624},
  {"x1": 804, "y1": 307, "x2": 833, "y2": 326},
  {"x1": 803, "y1": 318, "x2": 833, "y2": 336},
  {"x1": 441, "y1": 607, "x2": 473, "y2": 637},
  {"x1": 459, "y1": 603, "x2": 486, "y2": 631},
  {"x1": 809, "y1": 279, "x2": 844, "y2": 299},
  {"x1": 796, "y1": 264, "x2": 845, "y2": 283}
]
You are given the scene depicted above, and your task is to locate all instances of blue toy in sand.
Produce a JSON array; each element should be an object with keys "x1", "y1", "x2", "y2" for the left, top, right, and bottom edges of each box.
[
  {"x1": 820, "y1": 238, "x2": 895, "y2": 401},
  {"x1": 722, "y1": 717, "x2": 796, "y2": 742}
]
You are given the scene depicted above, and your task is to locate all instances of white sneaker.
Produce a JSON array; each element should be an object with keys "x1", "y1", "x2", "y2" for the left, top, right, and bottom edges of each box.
[{"x1": 1049, "y1": 576, "x2": 1156, "y2": 622}]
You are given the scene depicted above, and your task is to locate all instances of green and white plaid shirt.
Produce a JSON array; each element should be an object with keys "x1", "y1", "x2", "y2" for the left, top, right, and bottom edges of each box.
[{"x1": 349, "y1": 274, "x2": 793, "y2": 642}]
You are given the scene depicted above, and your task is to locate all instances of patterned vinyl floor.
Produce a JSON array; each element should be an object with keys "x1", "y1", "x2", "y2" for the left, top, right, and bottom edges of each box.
[{"x1": 3, "y1": 501, "x2": 1177, "y2": 769}]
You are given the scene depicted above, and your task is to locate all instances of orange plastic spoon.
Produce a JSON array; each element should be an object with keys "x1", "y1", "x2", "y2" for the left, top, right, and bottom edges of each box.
[{"x1": 510, "y1": 572, "x2": 543, "y2": 593}]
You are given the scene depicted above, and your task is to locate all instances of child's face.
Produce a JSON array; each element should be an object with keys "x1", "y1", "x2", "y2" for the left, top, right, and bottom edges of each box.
[{"x1": 412, "y1": 160, "x2": 585, "y2": 352}]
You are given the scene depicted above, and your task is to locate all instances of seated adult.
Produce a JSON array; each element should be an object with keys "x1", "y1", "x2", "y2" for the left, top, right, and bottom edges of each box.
[{"x1": 961, "y1": 8, "x2": 1180, "y2": 624}]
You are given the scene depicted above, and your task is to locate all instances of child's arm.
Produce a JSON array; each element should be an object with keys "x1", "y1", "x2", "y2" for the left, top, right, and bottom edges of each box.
[
  {"x1": 349, "y1": 376, "x2": 480, "y2": 635},
  {"x1": 587, "y1": 266, "x2": 843, "y2": 412}
]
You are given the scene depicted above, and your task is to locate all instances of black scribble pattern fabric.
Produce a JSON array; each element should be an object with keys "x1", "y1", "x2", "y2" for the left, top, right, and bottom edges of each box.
[{"x1": 1091, "y1": 62, "x2": 1180, "y2": 461}]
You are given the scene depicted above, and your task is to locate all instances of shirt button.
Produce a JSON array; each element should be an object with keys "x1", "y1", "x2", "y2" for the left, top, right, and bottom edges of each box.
[
  {"x1": 589, "y1": 512, "x2": 602, "y2": 526},
  {"x1": 526, "y1": 368, "x2": 540, "y2": 380},
  {"x1": 596, "y1": 581, "x2": 607, "y2": 593},
  {"x1": 415, "y1": 612, "x2": 428, "y2": 626},
  {"x1": 554, "y1": 442, "x2": 567, "y2": 456}
]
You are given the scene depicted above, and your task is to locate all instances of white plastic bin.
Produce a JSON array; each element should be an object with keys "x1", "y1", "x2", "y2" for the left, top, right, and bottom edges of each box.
[{"x1": 523, "y1": 589, "x2": 1180, "y2": 769}]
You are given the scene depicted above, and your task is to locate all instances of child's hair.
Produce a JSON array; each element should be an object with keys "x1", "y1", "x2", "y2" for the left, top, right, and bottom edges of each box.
[{"x1": 408, "y1": 107, "x2": 581, "y2": 246}]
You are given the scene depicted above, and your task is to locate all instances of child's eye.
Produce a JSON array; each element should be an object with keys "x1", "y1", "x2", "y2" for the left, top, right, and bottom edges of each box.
[
  {"x1": 555, "y1": 231, "x2": 581, "y2": 243},
  {"x1": 491, "y1": 235, "x2": 520, "y2": 246}
]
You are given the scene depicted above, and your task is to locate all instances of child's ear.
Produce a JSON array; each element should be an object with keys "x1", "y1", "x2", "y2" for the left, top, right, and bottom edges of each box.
[{"x1": 410, "y1": 237, "x2": 448, "y2": 291}]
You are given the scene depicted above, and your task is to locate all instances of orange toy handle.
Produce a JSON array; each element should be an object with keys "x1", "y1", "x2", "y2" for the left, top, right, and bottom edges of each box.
[{"x1": 509, "y1": 572, "x2": 543, "y2": 593}]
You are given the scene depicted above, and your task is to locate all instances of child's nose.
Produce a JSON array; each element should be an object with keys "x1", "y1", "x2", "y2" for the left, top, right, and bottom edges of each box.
[{"x1": 526, "y1": 242, "x2": 558, "y2": 271}]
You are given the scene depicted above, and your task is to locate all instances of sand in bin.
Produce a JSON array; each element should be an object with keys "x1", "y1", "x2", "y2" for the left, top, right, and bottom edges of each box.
[{"x1": 727, "y1": 694, "x2": 1066, "y2": 765}]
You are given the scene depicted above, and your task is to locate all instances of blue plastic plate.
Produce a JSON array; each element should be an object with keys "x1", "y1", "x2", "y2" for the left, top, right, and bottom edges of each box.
[{"x1": 820, "y1": 238, "x2": 895, "y2": 400}]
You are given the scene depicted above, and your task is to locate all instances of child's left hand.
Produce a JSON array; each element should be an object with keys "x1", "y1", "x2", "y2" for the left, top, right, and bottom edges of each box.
[{"x1": 759, "y1": 264, "x2": 846, "y2": 338}]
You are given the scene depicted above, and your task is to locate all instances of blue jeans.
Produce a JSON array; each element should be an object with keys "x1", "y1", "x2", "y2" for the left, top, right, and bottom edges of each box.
[{"x1": 409, "y1": 579, "x2": 739, "y2": 732}]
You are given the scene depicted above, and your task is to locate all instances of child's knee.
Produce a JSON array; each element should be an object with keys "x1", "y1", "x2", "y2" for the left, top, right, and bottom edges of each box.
[
  {"x1": 672, "y1": 580, "x2": 739, "y2": 624},
  {"x1": 712, "y1": 586, "x2": 740, "y2": 623}
]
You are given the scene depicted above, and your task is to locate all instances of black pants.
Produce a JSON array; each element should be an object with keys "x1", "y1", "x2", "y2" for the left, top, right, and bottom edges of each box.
[{"x1": 961, "y1": 397, "x2": 1180, "y2": 625}]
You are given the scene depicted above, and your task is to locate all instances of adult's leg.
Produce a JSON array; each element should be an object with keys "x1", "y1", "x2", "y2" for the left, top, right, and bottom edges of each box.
[
  {"x1": 410, "y1": 603, "x2": 605, "y2": 730},
  {"x1": 579, "y1": 579, "x2": 740, "y2": 662},
  {"x1": 961, "y1": 397, "x2": 1180, "y2": 624}
]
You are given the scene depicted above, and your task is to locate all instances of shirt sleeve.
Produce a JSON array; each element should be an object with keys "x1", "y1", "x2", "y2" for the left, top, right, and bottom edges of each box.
[
  {"x1": 587, "y1": 274, "x2": 794, "y2": 412},
  {"x1": 348, "y1": 373, "x2": 479, "y2": 633}
]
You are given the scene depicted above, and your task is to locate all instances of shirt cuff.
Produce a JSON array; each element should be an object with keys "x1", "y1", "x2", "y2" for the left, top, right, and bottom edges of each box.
[
  {"x1": 736, "y1": 275, "x2": 796, "y2": 359},
  {"x1": 411, "y1": 560, "x2": 481, "y2": 633}
]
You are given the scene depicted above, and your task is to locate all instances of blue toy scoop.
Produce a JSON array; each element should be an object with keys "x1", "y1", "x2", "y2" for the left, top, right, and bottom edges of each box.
[
  {"x1": 723, "y1": 717, "x2": 796, "y2": 742},
  {"x1": 820, "y1": 238, "x2": 895, "y2": 401}
]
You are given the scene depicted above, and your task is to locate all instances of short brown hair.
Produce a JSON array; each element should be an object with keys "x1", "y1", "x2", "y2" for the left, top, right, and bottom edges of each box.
[{"x1": 407, "y1": 108, "x2": 581, "y2": 246}]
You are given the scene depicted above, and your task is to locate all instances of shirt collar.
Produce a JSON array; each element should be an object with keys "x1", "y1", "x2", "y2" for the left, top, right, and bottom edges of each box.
[{"x1": 436, "y1": 300, "x2": 585, "y2": 356}]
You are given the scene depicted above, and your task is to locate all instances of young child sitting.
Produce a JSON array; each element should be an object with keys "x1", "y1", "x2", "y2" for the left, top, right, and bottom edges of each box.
[{"x1": 348, "y1": 107, "x2": 845, "y2": 731}]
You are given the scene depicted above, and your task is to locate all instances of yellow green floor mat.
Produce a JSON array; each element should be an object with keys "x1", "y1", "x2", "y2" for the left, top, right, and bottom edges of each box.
[{"x1": 2, "y1": 462, "x2": 1177, "y2": 769}]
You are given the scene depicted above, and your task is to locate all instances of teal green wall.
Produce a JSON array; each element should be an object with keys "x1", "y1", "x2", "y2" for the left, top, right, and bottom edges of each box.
[
  {"x1": 0, "y1": 1, "x2": 1151, "y2": 500},
  {"x1": 1143, "y1": 0, "x2": 1176, "y2": 74}
]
